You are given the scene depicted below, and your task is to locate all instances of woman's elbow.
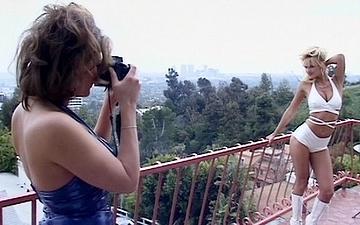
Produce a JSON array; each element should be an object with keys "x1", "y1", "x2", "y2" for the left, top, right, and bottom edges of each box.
[
  {"x1": 123, "y1": 179, "x2": 139, "y2": 193},
  {"x1": 336, "y1": 54, "x2": 345, "y2": 64},
  {"x1": 113, "y1": 176, "x2": 139, "y2": 193}
]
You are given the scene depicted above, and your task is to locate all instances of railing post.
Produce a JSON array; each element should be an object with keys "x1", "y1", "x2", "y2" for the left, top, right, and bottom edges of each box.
[
  {"x1": 1, "y1": 208, "x2": 3, "y2": 225},
  {"x1": 31, "y1": 200, "x2": 37, "y2": 225},
  {"x1": 350, "y1": 120, "x2": 355, "y2": 176}
]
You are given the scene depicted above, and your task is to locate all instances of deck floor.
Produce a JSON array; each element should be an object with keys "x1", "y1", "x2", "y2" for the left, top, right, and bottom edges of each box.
[{"x1": 276, "y1": 185, "x2": 360, "y2": 225}]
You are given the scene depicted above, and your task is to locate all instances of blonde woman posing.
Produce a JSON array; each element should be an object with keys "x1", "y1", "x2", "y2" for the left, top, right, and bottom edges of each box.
[{"x1": 267, "y1": 47, "x2": 345, "y2": 225}]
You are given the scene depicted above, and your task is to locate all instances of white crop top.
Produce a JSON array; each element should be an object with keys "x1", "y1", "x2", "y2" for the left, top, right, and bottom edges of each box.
[{"x1": 308, "y1": 77, "x2": 342, "y2": 115}]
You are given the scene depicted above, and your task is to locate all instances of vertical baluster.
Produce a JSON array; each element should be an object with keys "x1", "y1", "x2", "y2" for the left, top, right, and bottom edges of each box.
[
  {"x1": 184, "y1": 163, "x2": 200, "y2": 224},
  {"x1": 198, "y1": 159, "x2": 216, "y2": 225},
  {"x1": 168, "y1": 168, "x2": 182, "y2": 225}
]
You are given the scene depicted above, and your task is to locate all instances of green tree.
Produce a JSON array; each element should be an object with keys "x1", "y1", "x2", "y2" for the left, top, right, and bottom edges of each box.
[
  {"x1": 252, "y1": 94, "x2": 276, "y2": 138},
  {"x1": 258, "y1": 73, "x2": 273, "y2": 95},
  {"x1": 0, "y1": 128, "x2": 17, "y2": 174},
  {"x1": 78, "y1": 104, "x2": 98, "y2": 128},
  {"x1": 216, "y1": 77, "x2": 250, "y2": 146},
  {"x1": 140, "y1": 107, "x2": 177, "y2": 162},
  {"x1": 0, "y1": 88, "x2": 21, "y2": 130},
  {"x1": 183, "y1": 78, "x2": 220, "y2": 154},
  {"x1": 163, "y1": 68, "x2": 183, "y2": 114},
  {"x1": 138, "y1": 154, "x2": 252, "y2": 225},
  {"x1": 272, "y1": 79, "x2": 294, "y2": 107},
  {"x1": 272, "y1": 79, "x2": 298, "y2": 130},
  {"x1": 246, "y1": 74, "x2": 276, "y2": 140}
]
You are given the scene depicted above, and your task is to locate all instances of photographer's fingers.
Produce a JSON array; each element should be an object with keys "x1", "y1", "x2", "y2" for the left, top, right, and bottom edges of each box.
[
  {"x1": 124, "y1": 65, "x2": 138, "y2": 79},
  {"x1": 109, "y1": 65, "x2": 140, "y2": 106},
  {"x1": 124, "y1": 65, "x2": 141, "y2": 102}
]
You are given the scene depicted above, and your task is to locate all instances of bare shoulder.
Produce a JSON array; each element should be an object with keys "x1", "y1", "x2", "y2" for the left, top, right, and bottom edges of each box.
[
  {"x1": 11, "y1": 104, "x2": 74, "y2": 146},
  {"x1": 11, "y1": 103, "x2": 24, "y2": 124},
  {"x1": 297, "y1": 80, "x2": 311, "y2": 96},
  {"x1": 23, "y1": 110, "x2": 84, "y2": 157},
  {"x1": 26, "y1": 110, "x2": 78, "y2": 138}
]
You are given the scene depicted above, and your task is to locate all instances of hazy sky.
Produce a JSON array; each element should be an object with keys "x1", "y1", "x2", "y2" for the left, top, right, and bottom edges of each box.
[{"x1": 1, "y1": 0, "x2": 359, "y2": 76}]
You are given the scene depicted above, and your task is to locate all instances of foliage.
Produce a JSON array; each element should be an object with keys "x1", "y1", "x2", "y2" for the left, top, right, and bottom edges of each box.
[
  {"x1": 121, "y1": 193, "x2": 136, "y2": 217},
  {"x1": 341, "y1": 85, "x2": 360, "y2": 120},
  {"x1": 140, "y1": 107, "x2": 177, "y2": 162},
  {"x1": 161, "y1": 69, "x2": 292, "y2": 154},
  {"x1": 0, "y1": 88, "x2": 20, "y2": 130},
  {"x1": 333, "y1": 154, "x2": 360, "y2": 175},
  {"x1": 0, "y1": 128, "x2": 17, "y2": 174},
  {"x1": 137, "y1": 154, "x2": 252, "y2": 225},
  {"x1": 77, "y1": 103, "x2": 100, "y2": 128},
  {"x1": 205, "y1": 156, "x2": 251, "y2": 224}
]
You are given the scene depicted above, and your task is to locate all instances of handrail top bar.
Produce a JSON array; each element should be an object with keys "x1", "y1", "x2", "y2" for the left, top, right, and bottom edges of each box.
[
  {"x1": 140, "y1": 119, "x2": 359, "y2": 175},
  {"x1": 0, "y1": 191, "x2": 37, "y2": 207}
]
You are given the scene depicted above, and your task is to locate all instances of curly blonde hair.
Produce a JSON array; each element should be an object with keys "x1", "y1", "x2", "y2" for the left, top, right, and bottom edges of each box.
[
  {"x1": 15, "y1": 2, "x2": 112, "y2": 109},
  {"x1": 300, "y1": 46, "x2": 327, "y2": 62},
  {"x1": 300, "y1": 46, "x2": 327, "y2": 81}
]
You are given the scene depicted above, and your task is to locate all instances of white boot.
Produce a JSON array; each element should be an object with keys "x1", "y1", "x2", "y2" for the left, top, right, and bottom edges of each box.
[
  {"x1": 290, "y1": 193, "x2": 303, "y2": 225},
  {"x1": 305, "y1": 197, "x2": 328, "y2": 225}
]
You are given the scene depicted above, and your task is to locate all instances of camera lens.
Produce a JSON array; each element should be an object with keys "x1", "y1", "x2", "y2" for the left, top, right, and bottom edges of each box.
[{"x1": 94, "y1": 56, "x2": 130, "y2": 87}]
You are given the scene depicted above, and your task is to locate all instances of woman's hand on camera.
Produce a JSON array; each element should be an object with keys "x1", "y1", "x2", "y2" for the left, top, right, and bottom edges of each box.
[{"x1": 109, "y1": 65, "x2": 140, "y2": 108}]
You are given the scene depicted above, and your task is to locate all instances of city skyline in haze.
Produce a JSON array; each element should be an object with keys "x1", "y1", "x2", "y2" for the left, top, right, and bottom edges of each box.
[{"x1": 1, "y1": 0, "x2": 360, "y2": 76}]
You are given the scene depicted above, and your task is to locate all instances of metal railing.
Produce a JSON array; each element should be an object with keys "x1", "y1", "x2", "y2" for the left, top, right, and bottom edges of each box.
[{"x1": 1, "y1": 119, "x2": 359, "y2": 225}]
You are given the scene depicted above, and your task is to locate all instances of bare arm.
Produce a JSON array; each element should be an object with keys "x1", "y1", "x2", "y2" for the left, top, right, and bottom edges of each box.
[
  {"x1": 42, "y1": 66, "x2": 140, "y2": 193},
  {"x1": 267, "y1": 82, "x2": 307, "y2": 142},
  {"x1": 108, "y1": 66, "x2": 140, "y2": 191},
  {"x1": 326, "y1": 54, "x2": 345, "y2": 88}
]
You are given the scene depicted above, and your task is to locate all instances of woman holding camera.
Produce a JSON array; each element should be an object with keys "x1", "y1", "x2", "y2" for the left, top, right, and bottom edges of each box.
[
  {"x1": 11, "y1": 3, "x2": 140, "y2": 224},
  {"x1": 267, "y1": 47, "x2": 345, "y2": 225}
]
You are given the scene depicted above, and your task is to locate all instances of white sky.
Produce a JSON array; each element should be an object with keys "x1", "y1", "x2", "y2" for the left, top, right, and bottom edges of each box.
[{"x1": 1, "y1": 0, "x2": 359, "y2": 75}]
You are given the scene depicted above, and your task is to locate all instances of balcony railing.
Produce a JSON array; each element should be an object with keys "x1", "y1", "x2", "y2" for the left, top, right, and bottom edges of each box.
[{"x1": 1, "y1": 119, "x2": 359, "y2": 225}]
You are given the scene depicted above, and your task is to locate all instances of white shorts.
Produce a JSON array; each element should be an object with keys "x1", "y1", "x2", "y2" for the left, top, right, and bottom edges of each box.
[{"x1": 292, "y1": 123, "x2": 331, "y2": 153}]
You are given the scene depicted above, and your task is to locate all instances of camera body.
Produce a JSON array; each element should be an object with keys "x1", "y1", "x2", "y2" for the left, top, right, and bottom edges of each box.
[{"x1": 95, "y1": 56, "x2": 130, "y2": 87}]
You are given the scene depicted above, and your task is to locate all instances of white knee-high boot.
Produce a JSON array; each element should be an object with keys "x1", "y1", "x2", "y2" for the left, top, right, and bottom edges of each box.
[
  {"x1": 290, "y1": 193, "x2": 303, "y2": 225},
  {"x1": 305, "y1": 197, "x2": 328, "y2": 225}
]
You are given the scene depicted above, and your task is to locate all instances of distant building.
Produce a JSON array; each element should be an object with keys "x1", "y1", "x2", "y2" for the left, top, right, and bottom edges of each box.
[
  {"x1": 0, "y1": 92, "x2": 5, "y2": 111},
  {"x1": 137, "y1": 106, "x2": 162, "y2": 116},
  {"x1": 0, "y1": 92, "x2": 5, "y2": 102},
  {"x1": 180, "y1": 64, "x2": 195, "y2": 76},
  {"x1": 67, "y1": 97, "x2": 83, "y2": 111}
]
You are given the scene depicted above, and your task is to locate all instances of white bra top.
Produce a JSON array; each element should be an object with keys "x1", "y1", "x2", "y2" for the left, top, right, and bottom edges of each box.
[{"x1": 308, "y1": 77, "x2": 342, "y2": 115}]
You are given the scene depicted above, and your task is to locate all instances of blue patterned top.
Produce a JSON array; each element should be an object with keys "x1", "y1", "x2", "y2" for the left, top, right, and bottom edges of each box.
[{"x1": 34, "y1": 105, "x2": 117, "y2": 225}]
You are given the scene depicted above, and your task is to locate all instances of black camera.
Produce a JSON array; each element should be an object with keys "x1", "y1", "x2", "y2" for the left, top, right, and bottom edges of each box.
[{"x1": 95, "y1": 56, "x2": 130, "y2": 87}]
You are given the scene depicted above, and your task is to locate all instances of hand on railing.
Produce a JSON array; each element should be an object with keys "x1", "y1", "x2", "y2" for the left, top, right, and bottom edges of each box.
[{"x1": 266, "y1": 132, "x2": 276, "y2": 145}]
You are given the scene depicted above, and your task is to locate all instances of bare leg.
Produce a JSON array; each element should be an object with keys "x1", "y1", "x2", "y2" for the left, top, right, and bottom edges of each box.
[
  {"x1": 310, "y1": 148, "x2": 334, "y2": 203},
  {"x1": 289, "y1": 136, "x2": 311, "y2": 224},
  {"x1": 305, "y1": 148, "x2": 334, "y2": 225},
  {"x1": 290, "y1": 136, "x2": 310, "y2": 195}
]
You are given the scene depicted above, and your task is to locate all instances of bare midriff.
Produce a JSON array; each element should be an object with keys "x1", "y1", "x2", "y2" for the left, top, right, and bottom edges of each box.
[{"x1": 306, "y1": 111, "x2": 338, "y2": 138}]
